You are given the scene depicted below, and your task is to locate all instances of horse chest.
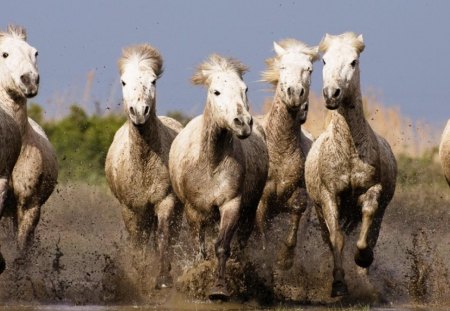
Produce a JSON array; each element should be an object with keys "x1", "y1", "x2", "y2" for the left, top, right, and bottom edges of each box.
[
  {"x1": 182, "y1": 160, "x2": 242, "y2": 212},
  {"x1": 117, "y1": 156, "x2": 170, "y2": 208},
  {"x1": 320, "y1": 141, "x2": 378, "y2": 193},
  {"x1": 270, "y1": 154, "x2": 304, "y2": 198}
]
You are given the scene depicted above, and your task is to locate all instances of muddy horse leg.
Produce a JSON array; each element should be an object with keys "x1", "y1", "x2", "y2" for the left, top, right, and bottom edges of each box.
[
  {"x1": 355, "y1": 184, "x2": 383, "y2": 268},
  {"x1": 155, "y1": 194, "x2": 180, "y2": 289},
  {"x1": 277, "y1": 188, "x2": 307, "y2": 270},
  {"x1": 185, "y1": 203, "x2": 207, "y2": 261},
  {"x1": 209, "y1": 197, "x2": 241, "y2": 301},
  {"x1": 121, "y1": 206, "x2": 151, "y2": 250},
  {"x1": 322, "y1": 191, "x2": 348, "y2": 297},
  {"x1": 255, "y1": 194, "x2": 269, "y2": 251},
  {"x1": 17, "y1": 200, "x2": 41, "y2": 253},
  {"x1": 0, "y1": 177, "x2": 8, "y2": 273}
]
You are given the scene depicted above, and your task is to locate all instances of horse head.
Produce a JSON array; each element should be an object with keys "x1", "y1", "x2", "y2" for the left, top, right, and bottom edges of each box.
[
  {"x1": 0, "y1": 25, "x2": 39, "y2": 98},
  {"x1": 118, "y1": 44, "x2": 163, "y2": 126},
  {"x1": 319, "y1": 32, "x2": 365, "y2": 110}
]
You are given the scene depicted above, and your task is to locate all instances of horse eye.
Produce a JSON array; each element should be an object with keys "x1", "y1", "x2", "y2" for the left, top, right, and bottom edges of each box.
[
  {"x1": 214, "y1": 90, "x2": 221, "y2": 96},
  {"x1": 322, "y1": 59, "x2": 326, "y2": 65},
  {"x1": 2, "y1": 52, "x2": 8, "y2": 59},
  {"x1": 350, "y1": 60, "x2": 357, "y2": 68},
  {"x1": 151, "y1": 80, "x2": 156, "y2": 86},
  {"x1": 35, "y1": 51, "x2": 39, "y2": 57},
  {"x1": 121, "y1": 80, "x2": 126, "y2": 86},
  {"x1": 245, "y1": 87, "x2": 248, "y2": 94}
]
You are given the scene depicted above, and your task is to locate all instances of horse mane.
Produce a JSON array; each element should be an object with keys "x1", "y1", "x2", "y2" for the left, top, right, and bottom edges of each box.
[
  {"x1": 319, "y1": 32, "x2": 365, "y2": 54},
  {"x1": 0, "y1": 25, "x2": 27, "y2": 42},
  {"x1": 192, "y1": 54, "x2": 248, "y2": 86},
  {"x1": 118, "y1": 44, "x2": 164, "y2": 78},
  {"x1": 262, "y1": 39, "x2": 319, "y2": 86}
]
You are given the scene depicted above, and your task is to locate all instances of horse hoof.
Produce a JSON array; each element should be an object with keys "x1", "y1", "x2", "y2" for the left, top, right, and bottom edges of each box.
[
  {"x1": 208, "y1": 282, "x2": 230, "y2": 301},
  {"x1": 0, "y1": 253, "x2": 5, "y2": 274},
  {"x1": 331, "y1": 280, "x2": 349, "y2": 297},
  {"x1": 354, "y1": 248, "x2": 374, "y2": 268},
  {"x1": 155, "y1": 275, "x2": 173, "y2": 289}
]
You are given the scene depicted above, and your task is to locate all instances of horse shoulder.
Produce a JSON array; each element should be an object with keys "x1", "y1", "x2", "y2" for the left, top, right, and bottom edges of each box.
[
  {"x1": 169, "y1": 116, "x2": 203, "y2": 199},
  {"x1": 12, "y1": 121, "x2": 58, "y2": 203},
  {"x1": 0, "y1": 108, "x2": 21, "y2": 175}
]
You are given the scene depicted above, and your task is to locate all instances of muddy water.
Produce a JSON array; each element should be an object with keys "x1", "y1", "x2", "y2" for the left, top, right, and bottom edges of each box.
[{"x1": 0, "y1": 183, "x2": 449, "y2": 309}]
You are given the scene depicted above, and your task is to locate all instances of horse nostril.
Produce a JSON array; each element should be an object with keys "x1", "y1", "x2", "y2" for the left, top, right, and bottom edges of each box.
[
  {"x1": 144, "y1": 106, "x2": 150, "y2": 115},
  {"x1": 300, "y1": 88, "x2": 305, "y2": 97},
  {"x1": 287, "y1": 87, "x2": 292, "y2": 97},
  {"x1": 333, "y1": 88, "x2": 341, "y2": 98},
  {"x1": 36, "y1": 75, "x2": 40, "y2": 85},
  {"x1": 233, "y1": 117, "x2": 243, "y2": 126},
  {"x1": 129, "y1": 107, "x2": 135, "y2": 116},
  {"x1": 20, "y1": 74, "x2": 31, "y2": 85},
  {"x1": 249, "y1": 118, "x2": 253, "y2": 127}
]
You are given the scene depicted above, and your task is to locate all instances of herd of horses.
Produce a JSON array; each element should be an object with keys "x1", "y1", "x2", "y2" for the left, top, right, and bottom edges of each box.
[{"x1": 0, "y1": 25, "x2": 449, "y2": 302}]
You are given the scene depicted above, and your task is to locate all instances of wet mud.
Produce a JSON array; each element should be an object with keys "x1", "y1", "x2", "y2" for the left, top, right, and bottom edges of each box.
[{"x1": 0, "y1": 183, "x2": 449, "y2": 308}]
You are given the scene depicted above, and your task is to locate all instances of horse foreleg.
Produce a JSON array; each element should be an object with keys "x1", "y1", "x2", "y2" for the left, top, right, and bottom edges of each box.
[
  {"x1": 121, "y1": 206, "x2": 150, "y2": 250},
  {"x1": 154, "y1": 194, "x2": 179, "y2": 289},
  {"x1": 185, "y1": 203, "x2": 207, "y2": 261},
  {"x1": 322, "y1": 191, "x2": 347, "y2": 297},
  {"x1": 276, "y1": 187, "x2": 307, "y2": 270},
  {"x1": 0, "y1": 177, "x2": 8, "y2": 273},
  {"x1": 255, "y1": 194, "x2": 269, "y2": 251},
  {"x1": 17, "y1": 200, "x2": 41, "y2": 253},
  {"x1": 355, "y1": 184, "x2": 383, "y2": 268},
  {"x1": 209, "y1": 197, "x2": 241, "y2": 301}
]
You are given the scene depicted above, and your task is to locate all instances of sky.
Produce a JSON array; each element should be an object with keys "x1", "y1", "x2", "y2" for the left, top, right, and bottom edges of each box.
[{"x1": 1, "y1": 1, "x2": 449, "y2": 128}]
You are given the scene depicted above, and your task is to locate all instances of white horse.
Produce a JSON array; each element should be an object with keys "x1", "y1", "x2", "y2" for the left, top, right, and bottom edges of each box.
[
  {"x1": 305, "y1": 32, "x2": 397, "y2": 297},
  {"x1": 0, "y1": 25, "x2": 24, "y2": 272},
  {"x1": 0, "y1": 25, "x2": 58, "y2": 263},
  {"x1": 256, "y1": 39, "x2": 318, "y2": 270},
  {"x1": 169, "y1": 54, "x2": 268, "y2": 300},
  {"x1": 105, "y1": 44, "x2": 183, "y2": 289}
]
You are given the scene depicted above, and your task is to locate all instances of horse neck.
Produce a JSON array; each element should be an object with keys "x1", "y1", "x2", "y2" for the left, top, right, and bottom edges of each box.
[
  {"x1": 331, "y1": 84, "x2": 372, "y2": 145},
  {"x1": 266, "y1": 91, "x2": 301, "y2": 152},
  {"x1": 0, "y1": 89, "x2": 29, "y2": 136},
  {"x1": 128, "y1": 110, "x2": 161, "y2": 159},
  {"x1": 201, "y1": 101, "x2": 233, "y2": 169}
]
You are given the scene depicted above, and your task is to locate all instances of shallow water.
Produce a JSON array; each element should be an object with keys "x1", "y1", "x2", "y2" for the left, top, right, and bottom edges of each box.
[{"x1": 0, "y1": 184, "x2": 449, "y2": 309}]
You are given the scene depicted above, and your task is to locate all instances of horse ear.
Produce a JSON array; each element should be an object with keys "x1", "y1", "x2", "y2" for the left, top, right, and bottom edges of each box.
[
  {"x1": 357, "y1": 34, "x2": 364, "y2": 44},
  {"x1": 319, "y1": 33, "x2": 331, "y2": 53},
  {"x1": 191, "y1": 69, "x2": 208, "y2": 86},
  {"x1": 273, "y1": 41, "x2": 286, "y2": 56},
  {"x1": 356, "y1": 34, "x2": 365, "y2": 54},
  {"x1": 310, "y1": 46, "x2": 320, "y2": 62}
]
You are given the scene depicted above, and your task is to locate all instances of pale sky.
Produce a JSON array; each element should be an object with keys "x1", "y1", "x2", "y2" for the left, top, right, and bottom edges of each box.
[{"x1": 2, "y1": 1, "x2": 449, "y2": 128}]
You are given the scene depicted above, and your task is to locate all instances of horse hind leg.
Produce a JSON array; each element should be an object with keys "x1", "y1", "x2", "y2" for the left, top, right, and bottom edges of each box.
[
  {"x1": 276, "y1": 188, "x2": 307, "y2": 271},
  {"x1": 355, "y1": 184, "x2": 383, "y2": 268}
]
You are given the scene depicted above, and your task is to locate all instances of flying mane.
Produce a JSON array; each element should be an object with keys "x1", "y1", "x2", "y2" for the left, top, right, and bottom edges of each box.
[
  {"x1": 118, "y1": 44, "x2": 164, "y2": 77},
  {"x1": 319, "y1": 32, "x2": 365, "y2": 54},
  {"x1": 0, "y1": 25, "x2": 27, "y2": 42},
  {"x1": 191, "y1": 54, "x2": 248, "y2": 86},
  {"x1": 262, "y1": 38, "x2": 319, "y2": 86}
]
